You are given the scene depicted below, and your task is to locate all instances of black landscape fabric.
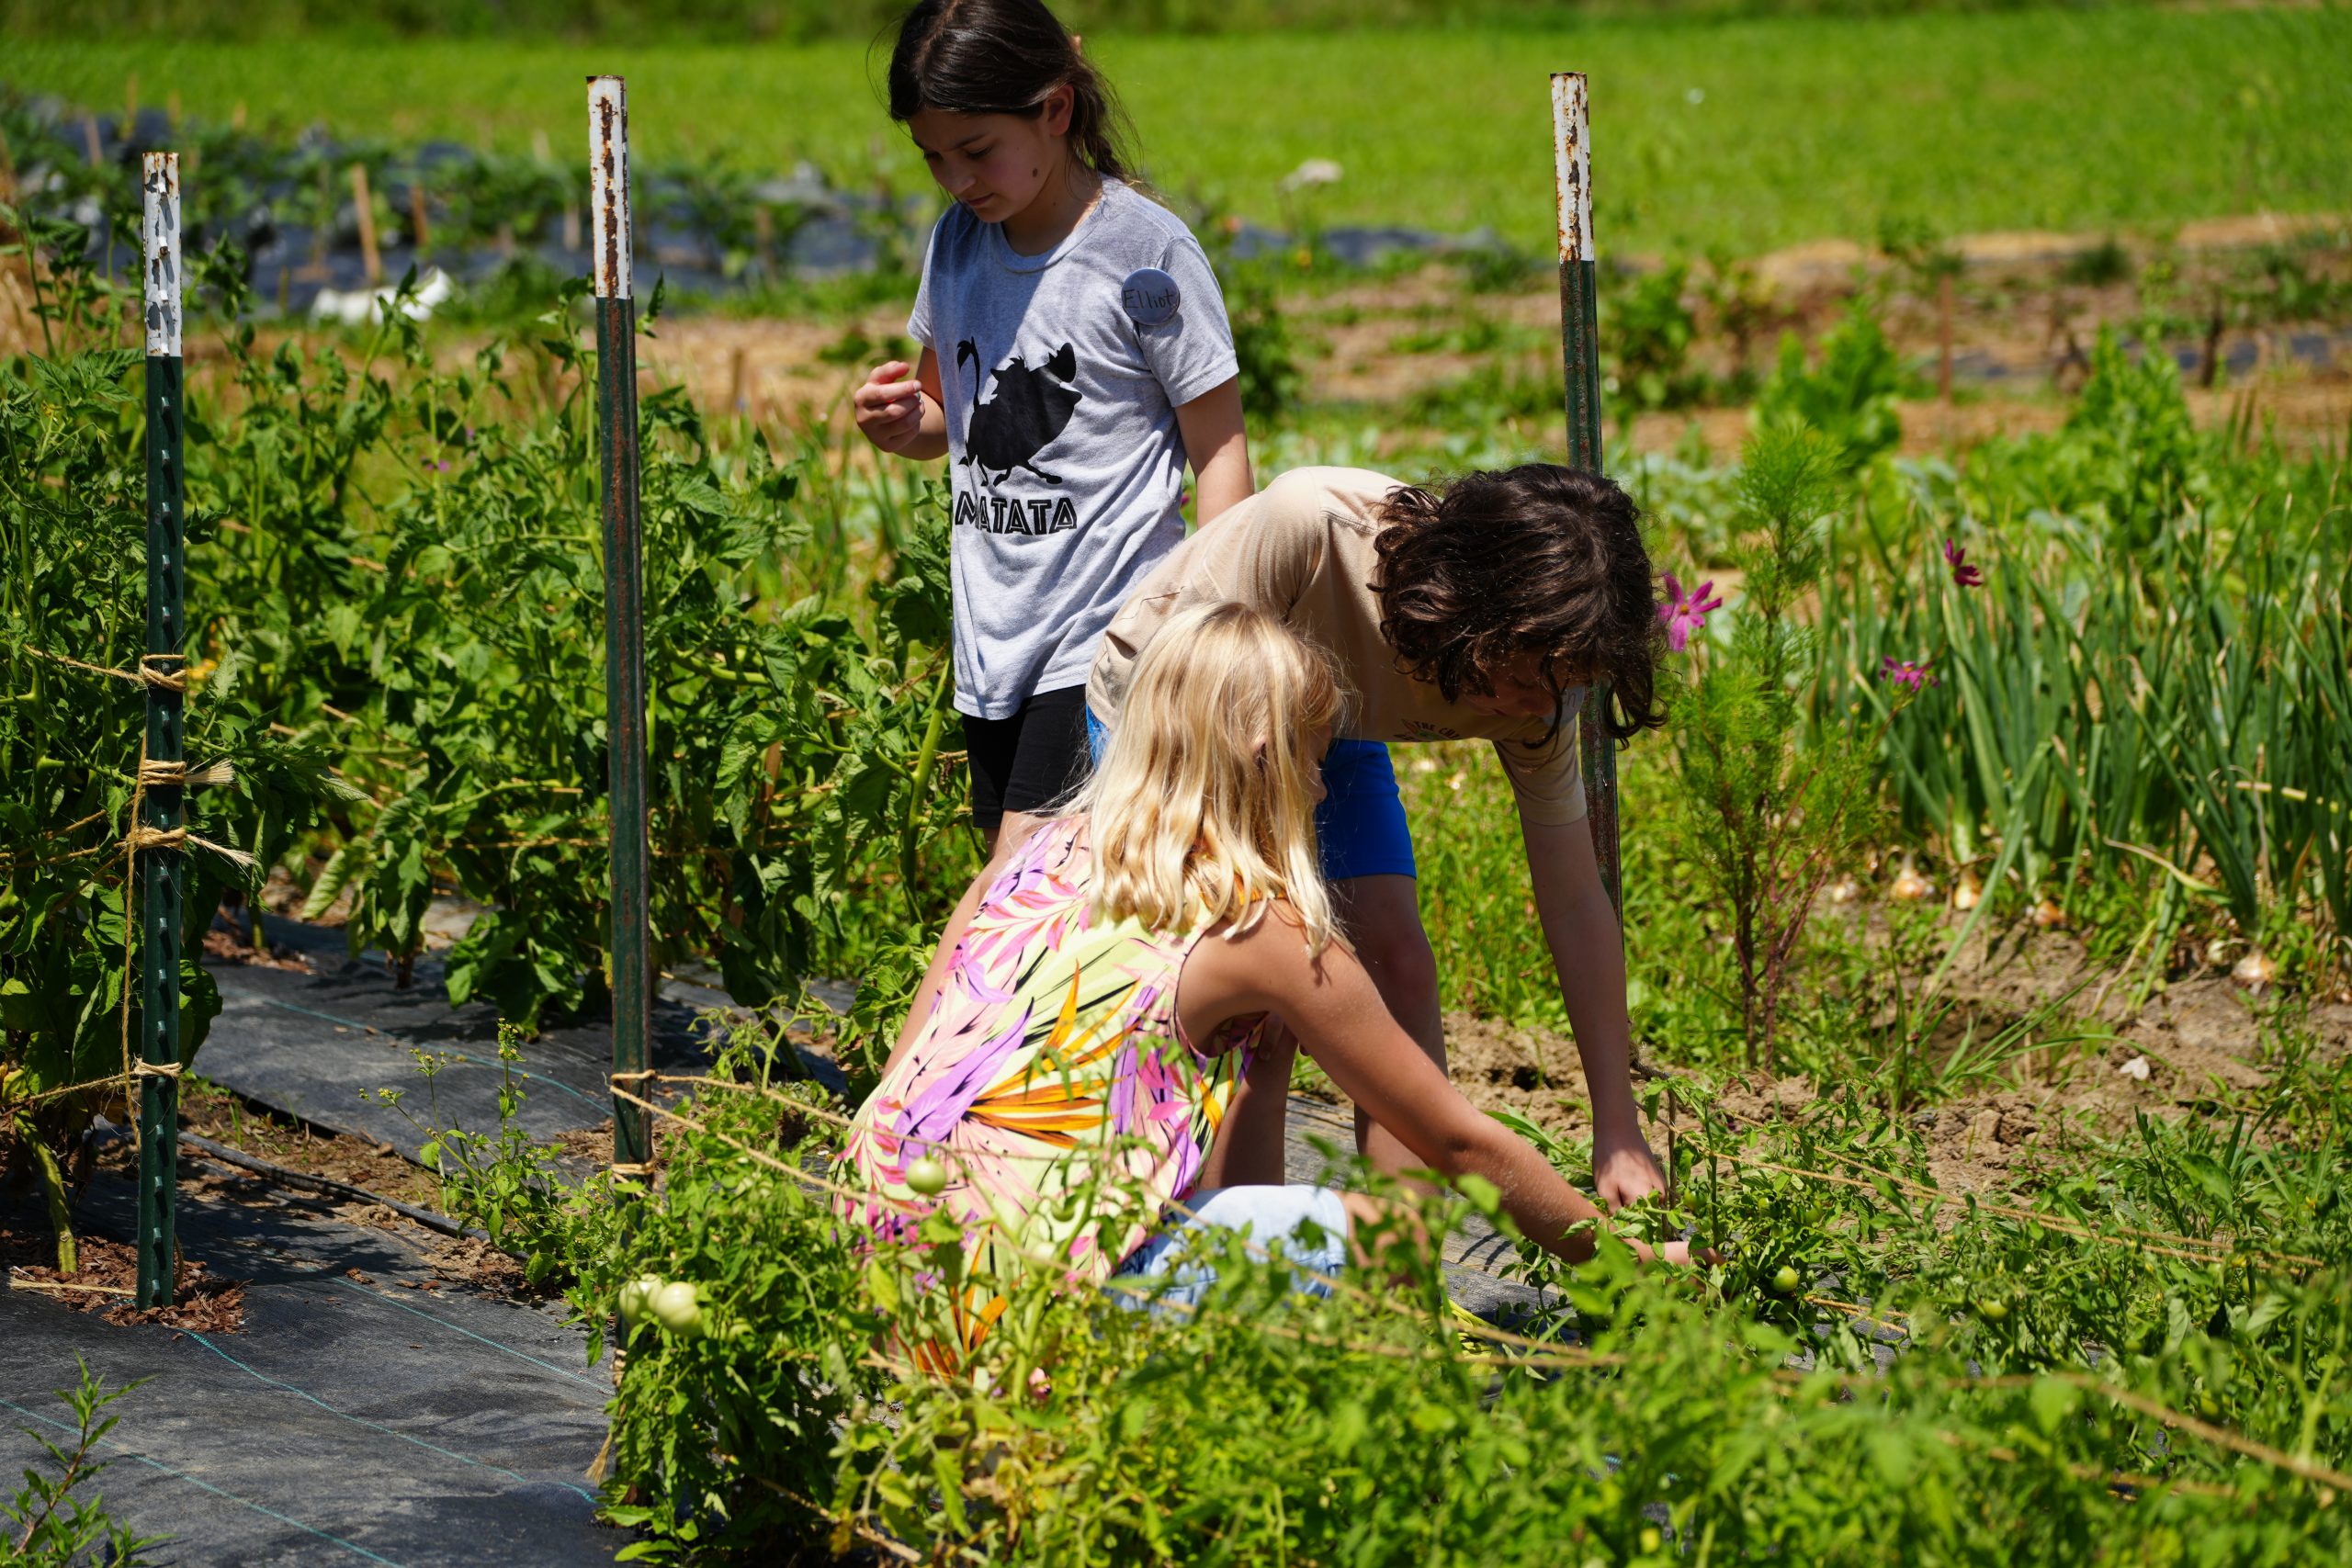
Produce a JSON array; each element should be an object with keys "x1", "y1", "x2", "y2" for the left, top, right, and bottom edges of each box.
[
  {"x1": 198, "y1": 920, "x2": 729, "y2": 1164},
  {"x1": 1, "y1": 1173, "x2": 621, "y2": 1568}
]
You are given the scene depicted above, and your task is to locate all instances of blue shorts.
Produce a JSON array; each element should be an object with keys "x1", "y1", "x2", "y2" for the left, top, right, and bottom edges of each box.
[
  {"x1": 1085, "y1": 714, "x2": 1416, "y2": 883},
  {"x1": 1110, "y1": 1185, "x2": 1350, "y2": 1310}
]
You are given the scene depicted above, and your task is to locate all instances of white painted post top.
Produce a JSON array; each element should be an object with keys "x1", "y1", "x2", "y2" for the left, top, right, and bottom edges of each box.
[
  {"x1": 1551, "y1": 72, "x2": 1593, "y2": 265},
  {"x1": 141, "y1": 152, "x2": 181, "y2": 357},
  {"x1": 588, "y1": 75, "x2": 631, "y2": 300}
]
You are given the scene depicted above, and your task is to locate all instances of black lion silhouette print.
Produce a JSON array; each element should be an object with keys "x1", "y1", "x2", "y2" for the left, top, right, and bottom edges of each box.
[{"x1": 956, "y1": 339, "x2": 1080, "y2": 485}]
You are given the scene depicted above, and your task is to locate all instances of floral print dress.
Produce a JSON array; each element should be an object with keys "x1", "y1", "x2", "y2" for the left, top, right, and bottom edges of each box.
[{"x1": 839, "y1": 817, "x2": 1263, "y2": 1355}]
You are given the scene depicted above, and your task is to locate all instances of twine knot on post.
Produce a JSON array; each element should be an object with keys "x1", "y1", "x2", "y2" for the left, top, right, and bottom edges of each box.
[{"x1": 137, "y1": 757, "x2": 236, "y2": 789}]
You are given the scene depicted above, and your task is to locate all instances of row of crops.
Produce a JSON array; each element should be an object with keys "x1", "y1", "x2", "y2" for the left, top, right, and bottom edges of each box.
[
  {"x1": 2, "y1": 243, "x2": 973, "y2": 1192},
  {"x1": 6, "y1": 168, "x2": 2351, "y2": 1558},
  {"x1": 0, "y1": 89, "x2": 923, "y2": 314}
]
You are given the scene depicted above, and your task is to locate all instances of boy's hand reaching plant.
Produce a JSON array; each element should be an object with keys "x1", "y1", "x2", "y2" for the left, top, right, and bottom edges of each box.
[{"x1": 1593, "y1": 1123, "x2": 1668, "y2": 1209}]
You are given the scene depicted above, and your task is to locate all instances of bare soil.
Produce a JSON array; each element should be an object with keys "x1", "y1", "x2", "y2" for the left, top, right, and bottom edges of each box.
[
  {"x1": 609, "y1": 216, "x2": 2348, "y2": 460},
  {"x1": 1423, "y1": 913, "x2": 2352, "y2": 1200}
]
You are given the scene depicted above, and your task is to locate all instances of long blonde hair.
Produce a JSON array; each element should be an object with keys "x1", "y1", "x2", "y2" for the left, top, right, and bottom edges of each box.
[{"x1": 1071, "y1": 603, "x2": 1344, "y2": 953}]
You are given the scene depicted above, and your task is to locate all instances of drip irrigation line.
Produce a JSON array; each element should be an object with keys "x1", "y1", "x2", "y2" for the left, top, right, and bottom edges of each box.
[
  {"x1": 256, "y1": 997, "x2": 611, "y2": 1113},
  {"x1": 0, "y1": 1394, "x2": 413, "y2": 1568},
  {"x1": 180, "y1": 1130, "x2": 485, "y2": 1239},
  {"x1": 180, "y1": 1331, "x2": 601, "y2": 1505}
]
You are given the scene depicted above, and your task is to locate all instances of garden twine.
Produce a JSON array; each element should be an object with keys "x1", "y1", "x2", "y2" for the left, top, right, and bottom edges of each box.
[{"x1": 0, "y1": 647, "x2": 248, "y2": 1142}]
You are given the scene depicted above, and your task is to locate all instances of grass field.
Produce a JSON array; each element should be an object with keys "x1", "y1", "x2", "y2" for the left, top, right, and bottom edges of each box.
[{"x1": 10, "y1": 6, "x2": 2348, "y2": 257}]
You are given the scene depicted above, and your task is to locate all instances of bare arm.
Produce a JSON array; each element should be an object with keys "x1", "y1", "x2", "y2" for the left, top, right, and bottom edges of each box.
[
  {"x1": 1180, "y1": 912, "x2": 1683, "y2": 1266},
  {"x1": 1521, "y1": 812, "x2": 1666, "y2": 1208},
  {"x1": 1172, "y1": 376, "x2": 1252, "y2": 525},
  {"x1": 853, "y1": 348, "x2": 948, "y2": 463}
]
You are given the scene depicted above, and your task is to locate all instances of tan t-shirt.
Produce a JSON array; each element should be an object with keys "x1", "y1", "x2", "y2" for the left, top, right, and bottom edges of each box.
[{"x1": 1084, "y1": 466, "x2": 1587, "y2": 825}]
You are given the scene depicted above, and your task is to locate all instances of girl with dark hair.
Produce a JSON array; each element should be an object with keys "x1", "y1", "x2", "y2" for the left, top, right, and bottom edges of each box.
[
  {"x1": 853, "y1": 0, "x2": 1253, "y2": 874},
  {"x1": 1085, "y1": 465, "x2": 1673, "y2": 1210}
]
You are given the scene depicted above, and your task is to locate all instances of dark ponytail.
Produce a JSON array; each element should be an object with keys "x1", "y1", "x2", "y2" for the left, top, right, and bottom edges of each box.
[{"x1": 886, "y1": 0, "x2": 1138, "y2": 185}]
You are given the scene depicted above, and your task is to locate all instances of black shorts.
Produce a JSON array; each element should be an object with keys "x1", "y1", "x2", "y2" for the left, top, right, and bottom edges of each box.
[{"x1": 959, "y1": 686, "x2": 1092, "y2": 833}]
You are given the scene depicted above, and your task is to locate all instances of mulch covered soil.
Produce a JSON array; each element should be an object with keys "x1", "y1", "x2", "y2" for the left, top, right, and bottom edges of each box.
[
  {"x1": 176, "y1": 1075, "x2": 446, "y2": 1211},
  {"x1": 2, "y1": 1222, "x2": 248, "y2": 1332}
]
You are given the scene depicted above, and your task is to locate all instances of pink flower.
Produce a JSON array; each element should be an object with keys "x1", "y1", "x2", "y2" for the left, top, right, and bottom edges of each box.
[
  {"x1": 1943, "y1": 538, "x2": 1983, "y2": 589},
  {"x1": 1658, "y1": 572, "x2": 1724, "y2": 652},
  {"x1": 1882, "y1": 656, "x2": 1938, "y2": 691}
]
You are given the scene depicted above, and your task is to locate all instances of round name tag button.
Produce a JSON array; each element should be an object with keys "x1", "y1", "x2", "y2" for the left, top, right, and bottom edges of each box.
[{"x1": 1121, "y1": 267, "x2": 1182, "y2": 328}]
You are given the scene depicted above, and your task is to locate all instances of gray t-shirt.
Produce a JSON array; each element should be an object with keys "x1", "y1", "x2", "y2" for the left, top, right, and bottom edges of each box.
[{"x1": 910, "y1": 178, "x2": 1238, "y2": 719}]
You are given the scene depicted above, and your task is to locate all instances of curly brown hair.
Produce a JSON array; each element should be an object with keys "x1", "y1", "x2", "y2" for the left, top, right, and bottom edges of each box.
[{"x1": 1369, "y1": 464, "x2": 1665, "y2": 744}]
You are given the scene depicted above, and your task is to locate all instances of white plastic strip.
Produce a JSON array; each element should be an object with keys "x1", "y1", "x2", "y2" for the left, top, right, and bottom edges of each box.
[
  {"x1": 1550, "y1": 72, "x2": 1593, "y2": 265},
  {"x1": 588, "y1": 75, "x2": 631, "y2": 300},
  {"x1": 141, "y1": 152, "x2": 181, "y2": 356}
]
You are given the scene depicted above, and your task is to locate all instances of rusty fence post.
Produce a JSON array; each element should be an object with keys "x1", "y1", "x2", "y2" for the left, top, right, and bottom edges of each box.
[
  {"x1": 137, "y1": 152, "x2": 185, "y2": 1308},
  {"x1": 1552, "y1": 71, "x2": 1624, "y2": 933},
  {"x1": 590, "y1": 76, "x2": 652, "y2": 1187}
]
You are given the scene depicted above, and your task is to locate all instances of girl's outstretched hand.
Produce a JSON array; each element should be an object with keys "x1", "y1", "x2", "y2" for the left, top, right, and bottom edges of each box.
[{"x1": 854, "y1": 360, "x2": 928, "y2": 454}]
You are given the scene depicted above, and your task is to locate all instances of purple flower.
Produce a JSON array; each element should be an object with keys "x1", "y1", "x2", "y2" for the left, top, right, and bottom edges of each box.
[
  {"x1": 1943, "y1": 538, "x2": 1983, "y2": 589},
  {"x1": 1658, "y1": 572, "x2": 1724, "y2": 652},
  {"x1": 1882, "y1": 656, "x2": 1939, "y2": 691}
]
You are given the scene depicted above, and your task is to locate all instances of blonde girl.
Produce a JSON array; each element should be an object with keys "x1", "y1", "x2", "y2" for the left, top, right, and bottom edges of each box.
[{"x1": 838, "y1": 604, "x2": 1687, "y2": 1353}]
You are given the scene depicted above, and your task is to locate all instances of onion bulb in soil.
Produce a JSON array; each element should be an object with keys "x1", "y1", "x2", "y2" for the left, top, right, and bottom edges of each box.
[
  {"x1": 2232, "y1": 950, "x2": 2276, "y2": 991},
  {"x1": 1890, "y1": 860, "x2": 1933, "y2": 902},
  {"x1": 1951, "y1": 872, "x2": 1983, "y2": 911}
]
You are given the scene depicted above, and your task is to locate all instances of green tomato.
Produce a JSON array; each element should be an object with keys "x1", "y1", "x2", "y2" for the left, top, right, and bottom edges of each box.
[
  {"x1": 1639, "y1": 1526, "x2": 1663, "y2": 1554},
  {"x1": 1976, "y1": 1298, "x2": 2010, "y2": 1322},
  {"x1": 1771, "y1": 1265, "x2": 1801, "y2": 1294},
  {"x1": 906, "y1": 1156, "x2": 950, "y2": 1197},
  {"x1": 650, "y1": 1280, "x2": 705, "y2": 1337},
  {"x1": 617, "y1": 1273, "x2": 663, "y2": 1328}
]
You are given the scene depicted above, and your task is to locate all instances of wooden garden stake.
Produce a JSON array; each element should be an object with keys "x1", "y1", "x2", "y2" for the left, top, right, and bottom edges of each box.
[
  {"x1": 350, "y1": 164, "x2": 381, "y2": 287},
  {"x1": 138, "y1": 152, "x2": 186, "y2": 1308},
  {"x1": 591, "y1": 76, "x2": 653, "y2": 1189},
  {"x1": 1552, "y1": 71, "x2": 1623, "y2": 931}
]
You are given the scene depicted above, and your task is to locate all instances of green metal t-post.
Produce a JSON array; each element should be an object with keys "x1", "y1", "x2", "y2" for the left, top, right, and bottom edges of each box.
[
  {"x1": 1552, "y1": 71, "x2": 1623, "y2": 932},
  {"x1": 137, "y1": 152, "x2": 184, "y2": 1308},
  {"x1": 590, "y1": 76, "x2": 652, "y2": 1183}
]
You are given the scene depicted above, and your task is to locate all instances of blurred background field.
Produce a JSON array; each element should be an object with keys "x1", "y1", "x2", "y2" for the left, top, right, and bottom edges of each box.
[{"x1": 7, "y1": 5, "x2": 2348, "y2": 257}]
